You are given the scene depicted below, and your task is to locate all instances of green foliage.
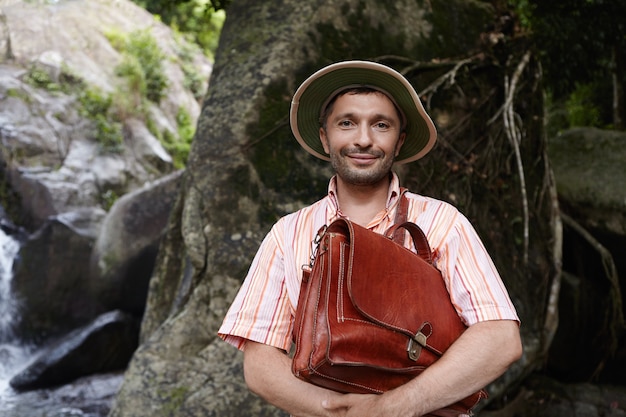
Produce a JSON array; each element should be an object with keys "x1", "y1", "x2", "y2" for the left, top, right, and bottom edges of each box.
[
  {"x1": 23, "y1": 67, "x2": 61, "y2": 91},
  {"x1": 160, "y1": 107, "x2": 195, "y2": 169},
  {"x1": 565, "y1": 83, "x2": 602, "y2": 128},
  {"x1": 102, "y1": 28, "x2": 199, "y2": 163},
  {"x1": 508, "y1": 0, "x2": 626, "y2": 128},
  {"x1": 22, "y1": 63, "x2": 84, "y2": 94},
  {"x1": 109, "y1": 29, "x2": 169, "y2": 103},
  {"x1": 100, "y1": 189, "x2": 120, "y2": 211},
  {"x1": 173, "y1": 32, "x2": 208, "y2": 100},
  {"x1": 130, "y1": 0, "x2": 225, "y2": 59},
  {"x1": 77, "y1": 88, "x2": 124, "y2": 153}
]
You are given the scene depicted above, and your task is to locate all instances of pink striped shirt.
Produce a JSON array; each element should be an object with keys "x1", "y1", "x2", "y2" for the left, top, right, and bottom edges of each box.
[{"x1": 218, "y1": 173, "x2": 519, "y2": 351}]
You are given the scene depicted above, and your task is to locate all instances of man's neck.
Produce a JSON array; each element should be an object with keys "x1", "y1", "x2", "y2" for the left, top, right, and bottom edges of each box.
[{"x1": 334, "y1": 174, "x2": 392, "y2": 227}]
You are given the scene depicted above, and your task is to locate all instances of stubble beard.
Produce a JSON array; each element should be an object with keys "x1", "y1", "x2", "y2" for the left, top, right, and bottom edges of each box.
[{"x1": 330, "y1": 147, "x2": 396, "y2": 186}]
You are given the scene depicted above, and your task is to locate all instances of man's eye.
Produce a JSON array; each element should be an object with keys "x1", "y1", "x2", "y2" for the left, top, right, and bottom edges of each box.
[
  {"x1": 339, "y1": 120, "x2": 353, "y2": 127},
  {"x1": 375, "y1": 122, "x2": 390, "y2": 129}
]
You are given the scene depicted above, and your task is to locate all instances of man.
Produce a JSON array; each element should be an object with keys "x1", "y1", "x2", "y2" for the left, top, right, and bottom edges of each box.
[{"x1": 219, "y1": 60, "x2": 522, "y2": 417}]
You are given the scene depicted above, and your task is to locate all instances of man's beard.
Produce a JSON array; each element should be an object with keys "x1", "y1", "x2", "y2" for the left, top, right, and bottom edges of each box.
[{"x1": 329, "y1": 147, "x2": 396, "y2": 186}]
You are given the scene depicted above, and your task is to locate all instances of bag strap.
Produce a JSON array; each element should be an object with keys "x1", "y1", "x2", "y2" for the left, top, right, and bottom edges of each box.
[
  {"x1": 392, "y1": 188, "x2": 409, "y2": 245},
  {"x1": 389, "y1": 190, "x2": 433, "y2": 265}
]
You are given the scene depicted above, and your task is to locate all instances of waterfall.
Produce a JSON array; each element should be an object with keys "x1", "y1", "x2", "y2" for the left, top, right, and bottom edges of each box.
[
  {"x1": 0, "y1": 227, "x2": 28, "y2": 398},
  {"x1": 0, "y1": 227, "x2": 20, "y2": 342}
]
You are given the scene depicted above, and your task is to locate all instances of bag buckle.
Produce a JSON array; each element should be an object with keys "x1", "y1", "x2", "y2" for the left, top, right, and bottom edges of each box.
[
  {"x1": 307, "y1": 225, "x2": 328, "y2": 268},
  {"x1": 407, "y1": 323, "x2": 432, "y2": 361}
]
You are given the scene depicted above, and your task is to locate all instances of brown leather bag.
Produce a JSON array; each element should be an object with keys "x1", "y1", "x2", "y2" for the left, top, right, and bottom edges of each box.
[{"x1": 291, "y1": 198, "x2": 487, "y2": 416}]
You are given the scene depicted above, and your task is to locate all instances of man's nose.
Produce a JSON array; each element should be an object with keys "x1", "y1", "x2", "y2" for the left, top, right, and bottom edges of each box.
[{"x1": 353, "y1": 124, "x2": 373, "y2": 147}]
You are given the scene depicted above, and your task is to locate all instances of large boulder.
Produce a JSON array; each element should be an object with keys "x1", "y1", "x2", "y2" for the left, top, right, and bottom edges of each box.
[
  {"x1": 549, "y1": 127, "x2": 626, "y2": 236},
  {"x1": 89, "y1": 170, "x2": 184, "y2": 316},
  {"x1": 11, "y1": 170, "x2": 183, "y2": 343},
  {"x1": 12, "y1": 208, "x2": 107, "y2": 342},
  {"x1": 9, "y1": 310, "x2": 139, "y2": 391}
]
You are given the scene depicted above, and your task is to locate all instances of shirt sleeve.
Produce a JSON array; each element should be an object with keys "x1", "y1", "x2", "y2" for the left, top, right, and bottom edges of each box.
[
  {"x1": 217, "y1": 224, "x2": 294, "y2": 351},
  {"x1": 436, "y1": 214, "x2": 520, "y2": 327}
]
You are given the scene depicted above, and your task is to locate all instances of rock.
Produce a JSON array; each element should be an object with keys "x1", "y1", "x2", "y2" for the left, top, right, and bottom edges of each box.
[
  {"x1": 11, "y1": 169, "x2": 183, "y2": 342},
  {"x1": 549, "y1": 127, "x2": 626, "y2": 236},
  {"x1": 124, "y1": 118, "x2": 173, "y2": 172},
  {"x1": 482, "y1": 374, "x2": 626, "y2": 417},
  {"x1": 12, "y1": 208, "x2": 107, "y2": 342},
  {"x1": 0, "y1": 0, "x2": 211, "y2": 229},
  {"x1": 89, "y1": 170, "x2": 184, "y2": 316},
  {"x1": 0, "y1": 0, "x2": 210, "y2": 344},
  {"x1": 0, "y1": 371, "x2": 124, "y2": 417},
  {"x1": 9, "y1": 310, "x2": 138, "y2": 391}
]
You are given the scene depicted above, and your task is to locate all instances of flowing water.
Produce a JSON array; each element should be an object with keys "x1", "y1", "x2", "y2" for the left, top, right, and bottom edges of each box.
[
  {"x1": 0, "y1": 227, "x2": 29, "y2": 400},
  {"x1": 0, "y1": 227, "x2": 124, "y2": 416}
]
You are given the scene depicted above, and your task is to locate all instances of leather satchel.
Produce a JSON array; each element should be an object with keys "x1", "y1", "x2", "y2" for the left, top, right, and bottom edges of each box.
[{"x1": 291, "y1": 197, "x2": 487, "y2": 416}]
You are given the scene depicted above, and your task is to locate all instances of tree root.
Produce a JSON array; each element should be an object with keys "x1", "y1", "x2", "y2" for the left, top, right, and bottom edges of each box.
[{"x1": 561, "y1": 212, "x2": 625, "y2": 377}]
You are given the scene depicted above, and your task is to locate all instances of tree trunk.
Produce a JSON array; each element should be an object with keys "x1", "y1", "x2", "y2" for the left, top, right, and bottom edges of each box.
[{"x1": 109, "y1": 1, "x2": 554, "y2": 416}]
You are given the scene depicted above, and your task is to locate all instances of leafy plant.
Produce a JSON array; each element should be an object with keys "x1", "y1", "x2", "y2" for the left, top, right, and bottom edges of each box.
[
  {"x1": 23, "y1": 67, "x2": 61, "y2": 91},
  {"x1": 108, "y1": 29, "x2": 168, "y2": 104},
  {"x1": 160, "y1": 107, "x2": 195, "y2": 168},
  {"x1": 173, "y1": 32, "x2": 208, "y2": 100},
  {"x1": 130, "y1": 0, "x2": 226, "y2": 59},
  {"x1": 78, "y1": 88, "x2": 124, "y2": 153},
  {"x1": 566, "y1": 83, "x2": 602, "y2": 128},
  {"x1": 508, "y1": 0, "x2": 626, "y2": 129}
]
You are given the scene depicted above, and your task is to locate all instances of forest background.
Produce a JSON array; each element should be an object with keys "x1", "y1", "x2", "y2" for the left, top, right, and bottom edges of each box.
[
  {"x1": 137, "y1": 0, "x2": 625, "y2": 133},
  {"x1": 2, "y1": 0, "x2": 625, "y2": 416}
]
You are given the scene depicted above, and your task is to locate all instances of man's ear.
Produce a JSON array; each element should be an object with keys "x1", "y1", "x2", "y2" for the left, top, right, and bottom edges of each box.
[
  {"x1": 395, "y1": 132, "x2": 406, "y2": 157},
  {"x1": 320, "y1": 127, "x2": 330, "y2": 154}
]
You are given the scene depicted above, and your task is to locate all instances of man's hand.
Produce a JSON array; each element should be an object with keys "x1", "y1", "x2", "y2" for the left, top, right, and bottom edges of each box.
[
  {"x1": 322, "y1": 393, "x2": 390, "y2": 417},
  {"x1": 244, "y1": 320, "x2": 521, "y2": 417},
  {"x1": 322, "y1": 320, "x2": 522, "y2": 417},
  {"x1": 321, "y1": 320, "x2": 522, "y2": 417}
]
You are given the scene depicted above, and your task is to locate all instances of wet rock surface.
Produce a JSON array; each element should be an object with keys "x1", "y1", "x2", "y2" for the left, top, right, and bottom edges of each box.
[
  {"x1": 9, "y1": 310, "x2": 138, "y2": 391},
  {"x1": 1, "y1": 372, "x2": 123, "y2": 417}
]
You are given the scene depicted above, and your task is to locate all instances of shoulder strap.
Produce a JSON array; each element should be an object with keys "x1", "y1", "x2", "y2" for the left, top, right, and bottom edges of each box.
[
  {"x1": 392, "y1": 188, "x2": 409, "y2": 245},
  {"x1": 389, "y1": 190, "x2": 433, "y2": 264}
]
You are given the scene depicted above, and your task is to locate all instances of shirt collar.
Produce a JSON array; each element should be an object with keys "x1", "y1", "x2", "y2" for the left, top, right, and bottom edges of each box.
[{"x1": 326, "y1": 172, "x2": 404, "y2": 224}]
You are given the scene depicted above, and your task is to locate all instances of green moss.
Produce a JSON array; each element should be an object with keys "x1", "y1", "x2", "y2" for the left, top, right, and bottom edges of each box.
[
  {"x1": 159, "y1": 385, "x2": 190, "y2": 416},
  {"x1": 247, "y1": 79, "x2": 325, "y2": 201},
  {"x1": 312, "y1": 2, "x2": 407, "y2": 61}
]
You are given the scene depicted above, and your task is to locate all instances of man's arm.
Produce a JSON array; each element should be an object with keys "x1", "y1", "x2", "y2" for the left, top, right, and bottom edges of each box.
[
  {"x1": 243, "y1": 340, "x2": 345, "y2": 417},
  {"x1": 322, "y1": 319, "x2": 522, "y2": 417}
]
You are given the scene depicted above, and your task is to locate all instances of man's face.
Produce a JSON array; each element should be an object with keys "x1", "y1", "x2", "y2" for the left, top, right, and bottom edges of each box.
[{"x1": 320, "y1": 91, "x2": 406, "y2": 187}]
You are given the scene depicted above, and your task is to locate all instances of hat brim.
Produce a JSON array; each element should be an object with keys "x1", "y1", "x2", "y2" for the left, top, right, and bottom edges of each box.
[{"x1": 290, "y1": 61, "x2": 437, "y2": 164}]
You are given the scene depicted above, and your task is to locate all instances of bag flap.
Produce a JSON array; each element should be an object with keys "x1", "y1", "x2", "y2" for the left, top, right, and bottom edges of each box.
[{"x1": 343, "y1": 220, "x2": 466, "y2": 345}]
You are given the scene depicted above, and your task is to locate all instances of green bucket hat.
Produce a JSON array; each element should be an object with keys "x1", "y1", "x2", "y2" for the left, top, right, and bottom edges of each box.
[{"x1": 289, "y1": 60, "x2": 437, "y2": 164}]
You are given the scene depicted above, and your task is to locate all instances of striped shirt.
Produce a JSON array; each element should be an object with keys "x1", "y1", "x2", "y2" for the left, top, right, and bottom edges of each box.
[{"x1": 218, "y1": 173, "x2": 519, "y2": 351}]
